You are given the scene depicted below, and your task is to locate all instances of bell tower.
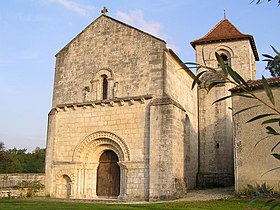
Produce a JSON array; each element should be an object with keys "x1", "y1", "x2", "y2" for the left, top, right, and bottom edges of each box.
[{"x1": 191, "y1": 18, "x2": 259, "y2": 187}]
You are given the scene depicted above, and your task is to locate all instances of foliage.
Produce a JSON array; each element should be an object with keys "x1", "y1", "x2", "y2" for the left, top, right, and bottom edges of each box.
[
  {"x1": 252, "y1": 0, "x2": 280, "y2": 5},
  {"x1": 189, "y1": 52, "x2": 280, "y2": 161},
  {"x1": 238, "y1": 183, "x2": 280, "y2": 209},
  {"x1": 188, "y1": 50, "x2": 280, "y2": 210},
  {"x1": 240, "y1": 183, "x2": 279, "y2": 197},
  {"x1": 264, "y1": 47, "x2": 280, "y2": 77},
  {"x1": 14, "y1": 180, "x2": 45, "y2": 198},
  {"x1": 0, "y1": 142, "x2": 45, "y2": 174}
]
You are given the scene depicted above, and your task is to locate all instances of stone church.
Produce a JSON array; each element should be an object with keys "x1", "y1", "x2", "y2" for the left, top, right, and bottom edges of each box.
[{"x1": 45, "y1": 11, "x2": 277, "y2": 200}]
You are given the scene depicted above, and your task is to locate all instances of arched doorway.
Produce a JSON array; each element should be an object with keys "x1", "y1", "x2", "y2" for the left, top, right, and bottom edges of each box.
[
  {"x1": 96, "y1": 150, "x2": 120, "y2": 197},
  {"x1": 62, "y1": 175, "x2": 71, "y2": 198}
]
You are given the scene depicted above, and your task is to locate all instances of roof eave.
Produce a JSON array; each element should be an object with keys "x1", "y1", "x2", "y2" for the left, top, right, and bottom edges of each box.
[{"x1": 190, "y1": 36, "x2": 259, "y2": 61}]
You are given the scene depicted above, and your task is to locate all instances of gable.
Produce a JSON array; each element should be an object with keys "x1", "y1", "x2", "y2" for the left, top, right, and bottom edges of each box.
[
  {"x1": 56, "y1": 15, "x2": 166, "y2": 57},
  {"x1": 52, "y1": 15, "x2": 167, "y2": 106}
]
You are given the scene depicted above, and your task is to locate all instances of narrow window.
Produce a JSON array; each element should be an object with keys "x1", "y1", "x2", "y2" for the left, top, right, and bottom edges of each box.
[
  {"x1": 221, "y1": 53, "x2": 229, "y2": 66},
  {"x1": 217, "y1": 52, "x2": 230, "y2": 68},
  {"x1": 216, "y1": 143, "x2": 220, "y2": 149},
  {"x1": 101, "y1": 74, "x2": 108, "y2": 100}
]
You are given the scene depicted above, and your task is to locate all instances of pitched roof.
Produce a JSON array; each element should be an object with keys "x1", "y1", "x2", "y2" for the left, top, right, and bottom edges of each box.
[
  {"x1": 191, "y1": 18, "x2": 259, "y2": 61},
  {"x1": 56, "y1": 14, "x2": 166, "y2": 56},
  {"x1": 230, "y1": 77, "x2": 280, "y2": 92}
]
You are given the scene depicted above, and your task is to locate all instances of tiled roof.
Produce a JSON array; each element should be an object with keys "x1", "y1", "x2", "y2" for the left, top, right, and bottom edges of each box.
[
  {"x1": 230, "y1": 77, "x2": 280, "y2": 92},
  {"x1": 191, "y1": 19, "x2": 259, "y2": 61}
]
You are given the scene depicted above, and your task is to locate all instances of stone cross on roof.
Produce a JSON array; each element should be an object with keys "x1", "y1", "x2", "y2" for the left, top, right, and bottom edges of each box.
[{"x1": 101, "y1": 7, "x2": 108, "y2": 15}]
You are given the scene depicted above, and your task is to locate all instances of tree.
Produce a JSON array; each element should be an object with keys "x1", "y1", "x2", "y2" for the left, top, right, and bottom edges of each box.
[
  {"x1": 263, "y1": 47, "x2": 280, "y2": 77},
  {"x1": 0, "y1": 143, "x2": 21, "y2": 173},
  {"x1": 190, "y1": 52, "x2": 280, "y2": 160},
  {"x1": 253, "y1": 0, "x2": 280, "y2": 4},
  {"x1": 0, "y1": 142, "x2": 46, "y2": 173},
  {"x1": 189, "y1": 51, "x2": 280, "y2": 209}
]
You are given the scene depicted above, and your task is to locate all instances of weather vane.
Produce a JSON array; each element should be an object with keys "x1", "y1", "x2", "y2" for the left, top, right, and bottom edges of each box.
[
  {"x1": 224, "y1": 9, "x2": 227, "y2": 19},
  {"x1": 101, "y1": 7, "x2": 108, "y2": 15}
]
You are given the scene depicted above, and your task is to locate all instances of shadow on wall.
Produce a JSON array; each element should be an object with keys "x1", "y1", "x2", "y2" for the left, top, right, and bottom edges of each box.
[{"x1": 197, "y1": 115, "x2": 234, "y2": 188}]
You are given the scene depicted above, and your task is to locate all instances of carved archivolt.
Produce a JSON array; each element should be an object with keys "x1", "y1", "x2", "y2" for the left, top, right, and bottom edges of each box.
[{"x1": 72, "y1": 131, "x2": 130, "y2": 162}]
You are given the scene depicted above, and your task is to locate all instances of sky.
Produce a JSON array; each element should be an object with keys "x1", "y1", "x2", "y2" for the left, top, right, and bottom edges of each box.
[{"x1": 0, "y1": 0, "x2": 279, "y2": 151}]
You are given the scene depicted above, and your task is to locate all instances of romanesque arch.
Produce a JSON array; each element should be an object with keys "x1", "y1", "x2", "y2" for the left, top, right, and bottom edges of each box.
[
  {"x1": 209, "y1": 45, "x2": 234, "y2": 60},
  {"x1": 55, "y1": 170, "x2": 75, "y2": 199},
  {"x1": 72, "y1": 131, "x2": 130, "y2": 162},
  {"x1": 91, "y1": 68, "x2": 116, "y2": 100},
  {"x1": 71, "y1": 131, "x2": 130, "y2": 199}
]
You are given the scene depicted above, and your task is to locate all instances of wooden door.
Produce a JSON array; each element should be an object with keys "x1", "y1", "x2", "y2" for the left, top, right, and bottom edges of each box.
[{"x1": 96, "y1": 150, "x2": 120, "y2": 197}]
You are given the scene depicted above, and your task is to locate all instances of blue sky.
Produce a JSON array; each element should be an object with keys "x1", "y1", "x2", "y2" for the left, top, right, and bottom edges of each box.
[{"x1": 0, "y1": 0, "x2": 279, "y2": 151}]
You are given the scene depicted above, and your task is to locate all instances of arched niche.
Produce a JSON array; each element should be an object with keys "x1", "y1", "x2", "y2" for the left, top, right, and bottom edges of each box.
[{"x1": 55, "y1": 171, "x2": 75, "y2": 199}]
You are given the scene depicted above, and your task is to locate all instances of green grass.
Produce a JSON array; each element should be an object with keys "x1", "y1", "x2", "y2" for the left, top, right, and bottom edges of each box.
[{"x1": 0, "y1": 199, "x2": 275, "y2": 210}]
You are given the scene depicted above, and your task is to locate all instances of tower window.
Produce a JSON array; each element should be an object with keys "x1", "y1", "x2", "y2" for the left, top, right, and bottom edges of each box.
[
  {"x1": 217, "y1": 53, "x2": 230, "y2": 67},
  {"x1": 221, "y1": 53, "x2": 229, "y2": 66},
  {"x1": 101, "y1": 74, "x2": 108, "y2": 100}
]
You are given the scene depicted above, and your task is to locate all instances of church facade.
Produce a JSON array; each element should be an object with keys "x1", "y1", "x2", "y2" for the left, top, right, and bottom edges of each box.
[{"x1": 45, "y1": 13, "x2": 277, "y2": 200}]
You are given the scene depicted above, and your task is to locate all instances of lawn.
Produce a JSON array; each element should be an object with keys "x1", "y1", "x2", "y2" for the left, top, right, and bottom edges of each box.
[{"x1": 0, "y1": 199, "x2": 275, "y2": 210}]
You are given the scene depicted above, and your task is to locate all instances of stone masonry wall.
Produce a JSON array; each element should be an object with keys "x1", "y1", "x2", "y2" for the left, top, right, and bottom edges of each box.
[
  {"x1": 197, "y1": 86, "x2": 234, "y2": 187},
  {"x1": 149, "y1": 99, "x2": 187, "y2": 200},
  {"x1": 0, "y1": 173, "x2": 45, "y2": 189},
  {"x1": 46, "y1": 98, "x2": 151, "y2": 200},
  {"x1": 195, "y1": 39, "x2": 256, "y2": 81},
  {"x1": 164, "y1": 51, "x2": 198, "y2": 189},
  {"x1": 53, "y1": 101, "x2": 149, "y2": 162},
  {"x1": 194, "y1": 38, "x2": 257, "y2": 187},
  {"x1": 53, "y1": 15, "x2": 166, "y2": 107},
  {"x1": 232, "y1": 88, "x2": 280, "y2": 192}
]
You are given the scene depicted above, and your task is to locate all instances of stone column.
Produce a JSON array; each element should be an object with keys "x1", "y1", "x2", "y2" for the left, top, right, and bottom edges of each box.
[
  {"x1": 84, "y1": 162, "x2": 99, "y2": 198},
  {"x1": 76, "y1": 167, "x2": 84, "y2": 199},
  {"x1": 118, "y1": 162, "x2": 128, "y2": 200},
  {"x1": 91, "y1": 79, "x2": 99, "y2": 101},
  {"x1": 108, "y1": 78, "x2": 114, "y2": 99}
]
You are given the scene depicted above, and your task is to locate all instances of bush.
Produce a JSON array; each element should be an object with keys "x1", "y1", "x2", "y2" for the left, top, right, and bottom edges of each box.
[{"x1": 14, "y1": 180, "x2": 45, "y2": 198}]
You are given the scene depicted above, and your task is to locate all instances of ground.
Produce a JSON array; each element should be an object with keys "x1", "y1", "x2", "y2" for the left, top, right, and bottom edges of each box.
[{"x1": 1, "y1": 188, "x2": 277, "y2": 209}]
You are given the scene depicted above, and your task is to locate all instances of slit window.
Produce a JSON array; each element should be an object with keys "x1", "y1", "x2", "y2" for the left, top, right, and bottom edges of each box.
[
  {"x1": 216, "y1": 143, "x2": 220, "y2": 149},
  {"x1": 101, "y1": 74, "x2": 108, "y2": 100}
]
